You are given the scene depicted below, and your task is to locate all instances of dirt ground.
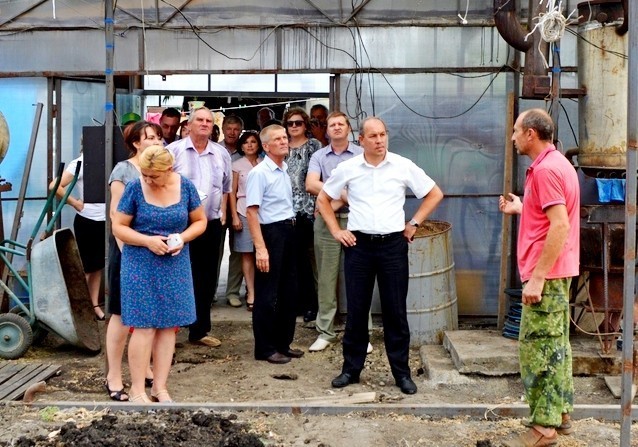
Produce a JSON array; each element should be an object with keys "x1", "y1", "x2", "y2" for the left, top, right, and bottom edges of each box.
[{"x1": 1, "y1": 310, "x2": 637, "y2": 446}]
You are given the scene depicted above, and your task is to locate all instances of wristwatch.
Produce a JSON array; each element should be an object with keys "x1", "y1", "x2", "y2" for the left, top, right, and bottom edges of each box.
[{"x1": 409, "y1": 218, "x2": 420, "y2": 228}]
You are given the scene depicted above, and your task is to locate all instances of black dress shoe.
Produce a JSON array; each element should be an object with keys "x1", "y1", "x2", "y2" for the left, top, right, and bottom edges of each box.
[
  {"x1": 265, "y1": 352, "x2": 291, "y2": 364},
  {"x1": 395, "y1": 377, "x2": 417, "y2": 395},
  {"x1": 331, "y1": 372, "x2": 360, "y2": 388},
  {"x1": 303, "y1": 310, "x2": 317, "y2": 323},
  {"x1": 283, "y1": 348, "x2": 304, "y2": 358}
]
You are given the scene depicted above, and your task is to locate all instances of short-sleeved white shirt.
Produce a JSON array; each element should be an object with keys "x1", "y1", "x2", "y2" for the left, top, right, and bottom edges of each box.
[
  {"x1": 322, "y1": 151, "x2": 435, "y2": 234},
  {"x1": 66, "y1": 155, "x2": 106, "y2": 221}
]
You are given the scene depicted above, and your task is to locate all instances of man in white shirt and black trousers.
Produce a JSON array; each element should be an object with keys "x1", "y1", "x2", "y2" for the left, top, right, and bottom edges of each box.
[{"x1": 316, "y1": 116, "x2": 443, "y2": 395}]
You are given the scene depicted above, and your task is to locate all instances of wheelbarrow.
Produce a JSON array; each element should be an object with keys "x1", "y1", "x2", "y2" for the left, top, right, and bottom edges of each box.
[{"x1": 0, "y1": 162, "x2": 101, "y2": 359}]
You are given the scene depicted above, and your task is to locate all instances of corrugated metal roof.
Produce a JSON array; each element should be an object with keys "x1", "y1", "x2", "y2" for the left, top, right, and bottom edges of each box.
[{"x1": 0, "y1": 0, "x2": 501, "y2": 30}]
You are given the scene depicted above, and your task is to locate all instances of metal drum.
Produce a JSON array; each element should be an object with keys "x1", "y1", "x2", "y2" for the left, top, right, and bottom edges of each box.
[
  {"x1": 30, "y1": 228, "x2": 100, "y2": 352},
  {"x1": 577, "y1": 0, "x2": 628, "y2": 170},
  {"x1": 407, "y1": 221, "x2": 458, "y2": 345}
]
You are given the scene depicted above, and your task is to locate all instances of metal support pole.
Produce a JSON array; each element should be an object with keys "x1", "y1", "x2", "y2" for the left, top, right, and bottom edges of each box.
[
  {"x1": 104, "y1": 0, "x2": 115, "y2": 306},
  {"x1": 620, "y1": 0, "x2": 637, "y2": 444}
]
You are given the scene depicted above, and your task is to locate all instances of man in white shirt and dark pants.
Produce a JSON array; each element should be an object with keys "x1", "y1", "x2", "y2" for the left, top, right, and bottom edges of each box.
[{"x1": 316, "y1": 116, "x2": 443, "y2": 395}]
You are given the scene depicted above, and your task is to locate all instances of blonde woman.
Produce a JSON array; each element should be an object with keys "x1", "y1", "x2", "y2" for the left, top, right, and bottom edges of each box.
[
  {"x1": 105, "y1": 121, "x2": 162, "y2": 401},
  {"x1": 112, "y1": 145, "x2": 206, "y2": 403}
]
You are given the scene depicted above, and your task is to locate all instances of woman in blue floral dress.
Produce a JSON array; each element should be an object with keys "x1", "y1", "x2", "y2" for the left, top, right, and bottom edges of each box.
[{"x1": 112, "y1": 145, "x2": 206, "y2": 403}]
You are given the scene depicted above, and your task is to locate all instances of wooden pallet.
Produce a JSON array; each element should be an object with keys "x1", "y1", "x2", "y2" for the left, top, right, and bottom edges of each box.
[{"x1": 0, "y1": 362, "x2": 61, "y2": 402}]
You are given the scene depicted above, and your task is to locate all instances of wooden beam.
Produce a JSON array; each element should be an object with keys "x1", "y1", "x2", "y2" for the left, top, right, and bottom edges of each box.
[{"x1": 497, "y1": 93, "x2": 515, "y2": 330}]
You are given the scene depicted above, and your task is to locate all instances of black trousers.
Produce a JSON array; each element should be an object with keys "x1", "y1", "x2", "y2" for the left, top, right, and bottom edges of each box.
[
  {"x1": 342, "y1": 232, "x2": 411, "y2": 380},
  {"x1": 253, "y1": 221, "x2": 297, "y2": 359},
  {"x1": 188, "y1": 219, "x2": 222, "y2": 342}
]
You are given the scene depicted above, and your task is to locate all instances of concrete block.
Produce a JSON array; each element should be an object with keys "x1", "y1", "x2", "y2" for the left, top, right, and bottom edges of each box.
[
  {"x1": 443, "y1": 330, "x2": 519, "y2": 376},
  {"x1": 442, "y1": 330, "x2": 623, "y2": 377},
  {"x1": 420, "y1": 345, "x2": 474, "y2": 385}
]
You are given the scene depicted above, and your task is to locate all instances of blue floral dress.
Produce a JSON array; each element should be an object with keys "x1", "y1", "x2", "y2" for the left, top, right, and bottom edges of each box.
[{"x1": 118, "y1": 175, "x2": 200, "y2": 328}]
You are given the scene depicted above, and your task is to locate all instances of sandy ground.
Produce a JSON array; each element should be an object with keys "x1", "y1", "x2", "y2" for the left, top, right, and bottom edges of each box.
[
  {"x1": 1, "y1": 241, "x2": 636, "y2": 446},
  {"x1": 0, "y1": 312, "x2": 635, "y2": 447}
]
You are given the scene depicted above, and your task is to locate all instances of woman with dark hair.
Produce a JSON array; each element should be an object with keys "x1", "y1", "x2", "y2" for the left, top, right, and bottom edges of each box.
[
  {"x1": 228, "y1": 131, "x2": 263, "y2": 310},
  {"x1": 281, "y1": 107, "x2": 321, "y2": 322},
  {"x1": 104, "y1": 120, "x2": 162, "y2": 401}
]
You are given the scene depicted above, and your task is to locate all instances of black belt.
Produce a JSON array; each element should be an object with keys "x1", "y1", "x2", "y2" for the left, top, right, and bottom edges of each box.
[
  {"x1": 265, "y1": 218, "x2": 296, "y2": 226},
  {"x1": 352, "y1": 231, "x2": 402, "y2": 243}
]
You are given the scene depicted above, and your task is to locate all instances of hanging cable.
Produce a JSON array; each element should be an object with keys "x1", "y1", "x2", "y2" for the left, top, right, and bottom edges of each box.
[{"x1": 458, "y1": 0, "x2": 470, "y2": 25}]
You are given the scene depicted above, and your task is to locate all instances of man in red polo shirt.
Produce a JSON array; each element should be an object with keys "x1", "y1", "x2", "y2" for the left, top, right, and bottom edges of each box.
[{"x1": 499, "y1": 108, "x2": 580, "y2": 447}]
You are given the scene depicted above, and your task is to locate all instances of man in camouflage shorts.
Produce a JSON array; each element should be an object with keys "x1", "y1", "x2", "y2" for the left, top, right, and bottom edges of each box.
[{"x1": 499, "y1": 109, "x2": 580, "y2": 447}]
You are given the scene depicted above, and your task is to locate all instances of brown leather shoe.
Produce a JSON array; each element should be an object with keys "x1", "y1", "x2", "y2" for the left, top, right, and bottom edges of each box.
[
  {"x1": 502, "y1": 427, "x2": 557, "y2": 447},
  {"x1": 522, "y1": 414, "x2": 573, "y2": 436},
  {"x1": 190, "y1": 336, "x2": 221, "y2": 347},
  {"x1": 265, "y1": 352, "x2": 291, "y2": 364},
  {"x1": 284, "y1": 348, "x2": 304, "y2": 358},
  {"x1": 557, "y1": 414, "x2": 574, "y2": 435}
]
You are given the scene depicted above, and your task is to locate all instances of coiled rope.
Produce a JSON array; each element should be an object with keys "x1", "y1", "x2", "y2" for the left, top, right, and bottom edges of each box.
[{"x1": 525, "y1": 0, "x2": 578, "y2": 68}]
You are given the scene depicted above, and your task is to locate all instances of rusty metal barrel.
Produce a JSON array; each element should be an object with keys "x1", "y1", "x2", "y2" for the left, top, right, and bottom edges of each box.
[
  {"x1": 407, "y1": 221, "x2": 458, "y2": 345},
  {"x1": 577, "y1": 0, "x2": 628, "y2": 170}
]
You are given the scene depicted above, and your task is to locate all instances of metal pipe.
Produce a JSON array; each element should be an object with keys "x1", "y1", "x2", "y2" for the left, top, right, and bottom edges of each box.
[
  {"x1": 620, "y1": 0, "x2": 638, "y2": 443},
  {"x1": 104, "y1": 0, "x2": 115, "y2": 312},
  {"x1": 617, "y1": 0, "x2": 628, "y2": 36},
  {"x1": 550, "y1": 43, "x2": 561, "y2": 145},
  {"x1": 493, "y1": 0, "x2": 532, "y2": 52},
  {"x1": 8, "y1": 103, "x2": 43, "y2": 248},
  {"x1": 345, "y1": 0, "x2": 373, "y2": 24},
  {"x1": 13, "y1": 401, "x2": 638, "y2": 421}
]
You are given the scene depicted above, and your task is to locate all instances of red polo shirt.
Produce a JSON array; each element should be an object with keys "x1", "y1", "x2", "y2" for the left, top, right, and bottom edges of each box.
[{"x1": 518, "y1": 145, "x2": 580, "y2": 282}]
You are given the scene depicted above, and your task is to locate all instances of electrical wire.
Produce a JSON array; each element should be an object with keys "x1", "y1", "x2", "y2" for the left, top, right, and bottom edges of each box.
[
  {"x1": 158, "y1": 0, "x2": 279, "y2": 62},
  {"x1": 207, "y1": 98, "x2": 323, "y2": 113},
  {"x1": 301, "y1": 23, "x2": 512, "y2": 122},
  {"x1": 458, "y1": 0, "x2": 470, "y2": 25},
  {"x1": 559, "y1": 99, "x2": 578, "y2": 147},
  {"x1": 565, "y1": 28, "x2": 627, "y2": 60},
  {"x1": 373, "y1": 65, "x2": 508, "y2": 120}
]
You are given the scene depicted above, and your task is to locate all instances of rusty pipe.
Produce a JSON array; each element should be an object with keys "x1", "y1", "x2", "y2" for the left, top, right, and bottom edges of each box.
[
  {"x1": 618, "y1": 0, "x2": 629, "y2": 34},
  {"x1": 494, "y1": 0, "x2": 532, "y2": 52},
  {"x1": 494, "y1": 0, "x2": 550, "y2": 98}
]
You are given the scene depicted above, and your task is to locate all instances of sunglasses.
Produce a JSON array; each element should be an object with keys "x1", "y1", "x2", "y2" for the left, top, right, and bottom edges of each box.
[{"x1": 286, "y1": 120, "x2": 305, "y2": 128}]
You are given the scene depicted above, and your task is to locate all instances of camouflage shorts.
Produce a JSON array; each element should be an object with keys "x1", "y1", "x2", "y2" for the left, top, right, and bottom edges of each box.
[{"x1": 519, "y1": 278, "x2": 574, "y2": 427}]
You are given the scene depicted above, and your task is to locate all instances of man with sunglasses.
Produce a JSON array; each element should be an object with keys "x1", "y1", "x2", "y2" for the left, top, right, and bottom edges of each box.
[{"x1": 316, "y1": 116, "x2": 443, "y2": 395}]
